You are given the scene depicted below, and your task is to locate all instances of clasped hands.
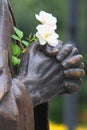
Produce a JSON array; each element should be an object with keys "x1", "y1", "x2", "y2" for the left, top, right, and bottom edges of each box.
[{"x1": 13, "y1": 41, "x2": 84, "y2": 106}]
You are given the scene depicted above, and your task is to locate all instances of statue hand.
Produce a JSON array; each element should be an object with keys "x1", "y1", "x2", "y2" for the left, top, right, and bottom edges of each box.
[
  {"x1": 18, "y1": 41, "x2": 84, "y2": 106},
  {"x1": 44, "y1": 42, "x2": 84, "y2": 94}
]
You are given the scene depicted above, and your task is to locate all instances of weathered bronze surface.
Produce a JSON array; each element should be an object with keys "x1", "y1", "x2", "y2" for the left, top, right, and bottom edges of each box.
[
  {"x1": 0, "y1": 0, "x2": 34, "y2": 130},
  {"x1": 0, "y1": 0, "x2": 85, "y2": 130}
]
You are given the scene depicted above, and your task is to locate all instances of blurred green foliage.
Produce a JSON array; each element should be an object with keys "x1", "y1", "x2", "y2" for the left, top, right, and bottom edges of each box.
[
  {"x1": 49, "y1": 96, "x2": 63, "y2": 124},
  {"x1": 10, "y1": 0, "x2": 67, "y2": 40},
  {"x1": 10, "y1": 0, "x2": 87, "y2": 125}
]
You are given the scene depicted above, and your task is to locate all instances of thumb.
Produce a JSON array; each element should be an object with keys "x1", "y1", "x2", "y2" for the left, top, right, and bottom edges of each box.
[
  {"x1": 29, "y1": 42, "x2": 41, "y2": 55},
  {"x1": 18, "y1": 42, "x2": 40, "y2": 77}
]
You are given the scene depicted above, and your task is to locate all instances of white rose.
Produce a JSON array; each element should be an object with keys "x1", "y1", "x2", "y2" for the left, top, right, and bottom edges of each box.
[
  {"x1": 36, "y1": 24, "x2": 59, "y2": 46},
  {"x1": 35, "y1": 11, "x2": 57, "y2": 30}
]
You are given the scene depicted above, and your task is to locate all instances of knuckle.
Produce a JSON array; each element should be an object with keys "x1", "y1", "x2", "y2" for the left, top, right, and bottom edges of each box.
[
  {"x1": 69, "y1": 55, "x2": 83, "y2": 64},
  {"x1": 64, "y1": 68, "x2": 85, "y2": 78},
  {"x1": 70, "y1": 47, "x2": 79, "y2": 56},
  {"x1": 44, "y1": 44, "x2": 59, "y2": 56},
  {"x1": 56, "y1": 44, "x2": 73, "y2": 62},
  {"x1": 63, "y1": 81, "x2": 80, "y2": 93}
]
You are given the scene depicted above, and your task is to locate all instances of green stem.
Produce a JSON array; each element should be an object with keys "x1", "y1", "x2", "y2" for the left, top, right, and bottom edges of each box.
[{"x1": 19, "y1": 40, "x2": 25, "y2": 50}]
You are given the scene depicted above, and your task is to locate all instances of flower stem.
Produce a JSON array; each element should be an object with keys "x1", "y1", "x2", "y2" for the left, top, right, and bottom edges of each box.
[{"x1": 19, "y1": 40, "x2": 25, "y2": 50}]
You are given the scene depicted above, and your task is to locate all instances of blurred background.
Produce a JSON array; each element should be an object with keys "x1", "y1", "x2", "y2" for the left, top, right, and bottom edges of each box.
[{"x1": 9, "y1": 0, "x2": 87, "y2": 129}]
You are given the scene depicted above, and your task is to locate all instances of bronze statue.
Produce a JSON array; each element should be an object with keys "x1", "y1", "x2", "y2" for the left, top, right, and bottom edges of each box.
[{"x1": 0, "y1": 0, "x2": 85, "y2": 130}]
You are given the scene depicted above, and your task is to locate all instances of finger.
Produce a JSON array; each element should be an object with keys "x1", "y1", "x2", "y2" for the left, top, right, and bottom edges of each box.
[
  {"x1": 56, "y1": 44, "x2": 73, "y2": 62},
  {"x1": 63, "y1": 62, "x2": 84, "y2": 69},
  {"x1": 63, "y1": 80, "x2": 81, "y2": 93},
  {"x1": 62, "y1": 55, "x2": 83, "y2": 69},
  {"x1": 64, "y1": 68, "x2": 85, "y2": 78},
  {"x1": 43, "y1": 40, "x2": 63, "y2": 56},
  {"x1": 69, "y1": 47, "x2": 79, "y2": 57},
  {"x1": 44, "y1": 44, "x2": 59, "y2": 56}
]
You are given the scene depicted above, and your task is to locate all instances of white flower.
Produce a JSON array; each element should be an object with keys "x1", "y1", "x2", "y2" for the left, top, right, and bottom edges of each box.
[
  {"x1": 35, "y1": 11, "x2": 60, "y2": 46},
  {"x1": 35, "y1": 11, "x2": 57, "y2": 30},
  {"x1": 36, "y1": 24, "x2": 59, "y2": 46}
]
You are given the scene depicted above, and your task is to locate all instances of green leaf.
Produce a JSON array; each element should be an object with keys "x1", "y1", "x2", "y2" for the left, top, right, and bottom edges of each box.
[
  {"x1": 22, "y1": 40, "x2": 29, "y2": 47},
  {"x1": 16, "y1": 49, "x2": 21, "y2": 57},
  {"x1": 12, "y1": 55, "x2": 21, "y2": 66},
  {"x1": 12, "y1": 43, "x2": 21, "y2": 57},
  {"x1": 12, "y1": 35, "x2": 20, "y2": 41},
  {"x1": 14, "y1": 27, "x2": 23, "y2": 39},
  {"x1": 29, "y1": 33, "x2": 32, "y2": 39}
]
